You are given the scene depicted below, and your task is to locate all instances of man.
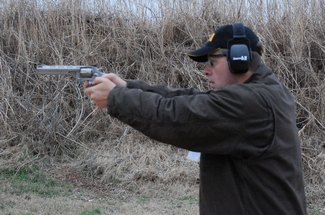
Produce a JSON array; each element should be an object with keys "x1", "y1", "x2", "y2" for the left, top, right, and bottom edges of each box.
[{"x1": 85, "y1": 23, "x2": 307, "y2": 215}]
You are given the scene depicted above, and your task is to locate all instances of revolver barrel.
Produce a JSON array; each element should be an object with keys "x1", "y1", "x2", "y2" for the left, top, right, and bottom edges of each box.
[{"x1": 36, "y1": 65, "x2": 104, "y2": 82}]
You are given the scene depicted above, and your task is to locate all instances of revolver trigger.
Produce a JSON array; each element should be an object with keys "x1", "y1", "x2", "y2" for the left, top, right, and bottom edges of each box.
[{"x1": 85, "y1": 81, "x2": 93, "y2": 88}]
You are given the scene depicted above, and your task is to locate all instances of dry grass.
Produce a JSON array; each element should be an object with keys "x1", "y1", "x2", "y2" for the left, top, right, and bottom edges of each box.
[{"x1": 0, "y1": 0, "x2": 324, "y2": 213}]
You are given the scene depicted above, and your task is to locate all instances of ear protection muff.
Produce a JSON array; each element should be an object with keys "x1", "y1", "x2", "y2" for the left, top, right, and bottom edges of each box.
[{"x1": 227, "y1": 23, "x2": 252, "y2": 74}]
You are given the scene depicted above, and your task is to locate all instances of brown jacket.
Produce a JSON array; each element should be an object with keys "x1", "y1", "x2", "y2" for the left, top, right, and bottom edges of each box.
[{"x1": 108, "y1": 63, "x2": 307, "y2": 215}]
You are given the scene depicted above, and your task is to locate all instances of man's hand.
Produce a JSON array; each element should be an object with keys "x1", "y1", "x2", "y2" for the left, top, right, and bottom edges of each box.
[
  {"x1": 85, "y1": 77, "x2": 116, "y2": 108},
  {"x1": 101, "y1": 73, "x2": 127, "y2": 87}
]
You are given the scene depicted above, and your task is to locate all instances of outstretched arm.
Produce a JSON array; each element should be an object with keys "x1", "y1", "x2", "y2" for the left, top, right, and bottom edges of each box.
[{"x1": 126, "y1": 80, "x2": 202, "y2": 97}]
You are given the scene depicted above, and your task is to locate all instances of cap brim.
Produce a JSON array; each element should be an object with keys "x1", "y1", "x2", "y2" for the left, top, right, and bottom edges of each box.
[{"x1": 188, "y1": 43, "x2": 216, "y2": 62}]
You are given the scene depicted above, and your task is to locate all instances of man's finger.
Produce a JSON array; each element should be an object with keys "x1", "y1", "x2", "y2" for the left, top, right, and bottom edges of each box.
[
  {"x1": 84, "y1": 87, "x2": 93, "y2": 96},
  {"x1": 92, "y1": 77, "x2": 111, "y2": 86}
]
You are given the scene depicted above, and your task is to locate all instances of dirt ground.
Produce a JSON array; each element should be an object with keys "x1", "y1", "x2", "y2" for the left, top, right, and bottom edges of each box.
[
  {"x1": 0, "y1": 165, "x2": 199, "y2": 215},
  {"x1": 1, "y1": 164, "x2": 325, "y2": 215},
  {"x1": 0, "y1": 190, "x2": 199, "y2": 215},
  {"x1": 0, "y1": 149, "x2": 323, "y2": 215}
]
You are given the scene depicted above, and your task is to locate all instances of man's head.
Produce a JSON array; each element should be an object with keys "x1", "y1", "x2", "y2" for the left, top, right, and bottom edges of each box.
[{"x1": 188, "y1": 23, "x2": 263, "y2": 88}]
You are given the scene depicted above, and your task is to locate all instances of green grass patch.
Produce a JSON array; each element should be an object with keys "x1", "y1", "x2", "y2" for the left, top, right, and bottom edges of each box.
[
  {"x1": 310, "y1": 209, "x2": 325, "y2": 215},
  {"x1": 171, "y1": 195, "x2": 198, "y2": 208},
  {"x1": 178, "y1": 195, "x2": 198, "y2": 205},
  {"x1": 137, "y1": 195, "x2": 150, "y2": 204},
  {"x1": 80, "y1": 208, "x2": 101, "y2": 215},
  {"x1": 18, "y1": 212, "x2": 37, "y2": 215},
  {"x1": 0, "y1": 165, "x2": 74, "y2": 197}
]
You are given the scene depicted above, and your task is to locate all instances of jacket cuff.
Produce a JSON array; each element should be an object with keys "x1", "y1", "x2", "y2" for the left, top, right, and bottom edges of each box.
[
  {"x1": 107, "y1": 86, "x2": 124, "y2": 117},
  {"x1": 126, "y1": 80, "x2": 149, "y2": 89}
]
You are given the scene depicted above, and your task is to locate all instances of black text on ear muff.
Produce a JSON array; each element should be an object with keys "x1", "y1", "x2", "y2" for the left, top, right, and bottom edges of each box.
[{"x1": 227, "y1": 23, "x2": 252, "y2": 74}]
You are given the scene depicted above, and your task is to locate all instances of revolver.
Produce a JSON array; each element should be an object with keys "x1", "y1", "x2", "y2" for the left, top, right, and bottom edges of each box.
[{"x1": 36, "y1": 65, "x2": 104, "y2": 86}]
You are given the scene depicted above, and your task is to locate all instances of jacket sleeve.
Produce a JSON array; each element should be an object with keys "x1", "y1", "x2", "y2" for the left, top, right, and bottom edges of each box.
[
  {"x1": 107, "y1": 84, "x2": 274, "y2": 157},
  {"x1": 126, "y1": 80, "x2": 201, "y2": 97}
]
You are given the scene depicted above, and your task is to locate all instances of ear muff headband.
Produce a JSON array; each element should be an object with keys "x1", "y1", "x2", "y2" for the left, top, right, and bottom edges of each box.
[{"x1": 227, "y1": 23, "x2": 252, "y2": 74}]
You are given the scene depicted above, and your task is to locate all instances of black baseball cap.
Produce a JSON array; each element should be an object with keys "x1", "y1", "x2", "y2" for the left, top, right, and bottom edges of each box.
[{"x1": 188, "y1": 24, "x2": 262, "y2": 62}]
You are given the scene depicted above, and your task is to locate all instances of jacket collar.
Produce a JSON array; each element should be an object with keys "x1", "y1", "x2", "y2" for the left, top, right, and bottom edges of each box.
[{"x1": 244, "y1": 62, "x2": 275, "y2": 85}]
